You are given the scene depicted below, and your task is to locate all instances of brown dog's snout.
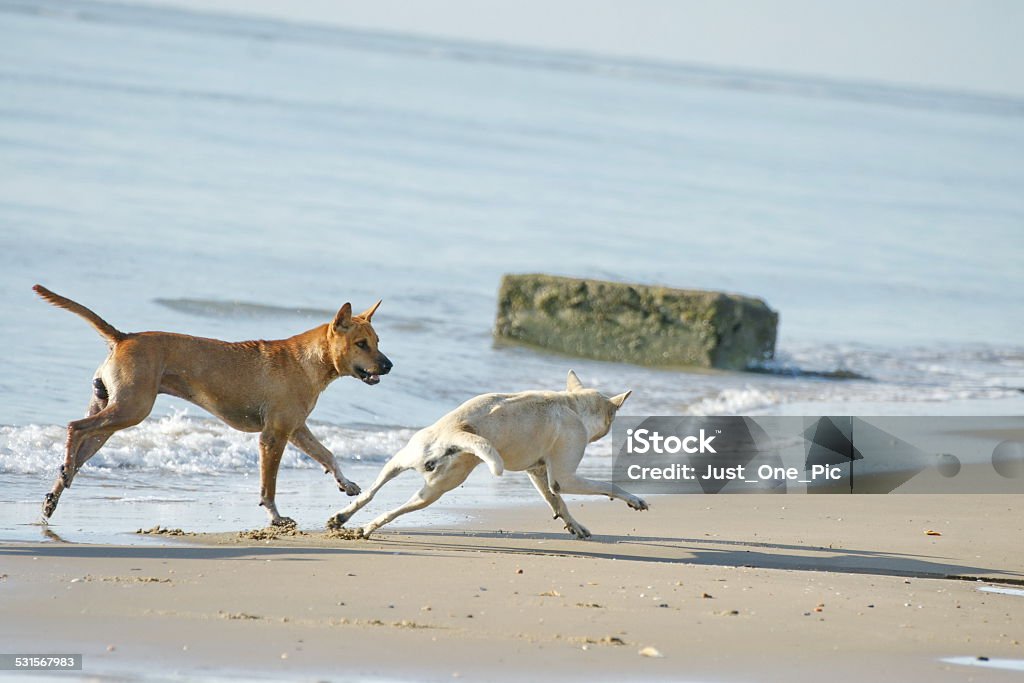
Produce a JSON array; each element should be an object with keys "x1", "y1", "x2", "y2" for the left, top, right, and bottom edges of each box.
[{"x1": 378, "y1": 354, "x2": 393, "y2": 375}]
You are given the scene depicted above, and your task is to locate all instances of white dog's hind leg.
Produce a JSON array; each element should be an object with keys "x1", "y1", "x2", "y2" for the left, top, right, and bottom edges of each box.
[
  {"x1": 360, "y1": 456, "x2": 476, "y2": 537},
  {"x1": 327, "y1": 458, "x2": 406, "y2": 529},
  {"x1": 527, "y1": 464, "x2": 591, "y2": 539},
  {"x1": 358, "y1": 484, "x2": 442, "y2": 538}
]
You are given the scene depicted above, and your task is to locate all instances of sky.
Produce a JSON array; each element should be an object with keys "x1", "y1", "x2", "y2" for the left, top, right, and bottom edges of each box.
[{"x1": 130, "y1": 0, "x2": 1024, "y2": 98}]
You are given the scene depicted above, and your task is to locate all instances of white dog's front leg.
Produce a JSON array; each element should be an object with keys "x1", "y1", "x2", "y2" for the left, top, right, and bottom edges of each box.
[
  {"x1": 551, "y1": 473, "x2": 648, "y2": 511},
  {"x1": 526, "y1": 465, "x2": 563, "y2": 517},
  {"x1": 526, "y1": 464, "x2": 591, "y2": 539}
]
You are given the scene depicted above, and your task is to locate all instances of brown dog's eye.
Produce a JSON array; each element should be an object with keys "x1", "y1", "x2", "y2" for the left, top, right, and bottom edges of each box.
[{"x1": 355, "y1": 340, "x2": 369, "y2": 350}]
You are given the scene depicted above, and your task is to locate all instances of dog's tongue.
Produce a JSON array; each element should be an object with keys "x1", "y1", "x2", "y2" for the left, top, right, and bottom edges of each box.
[{"x1": 368, "y1": 374, "x2": 380, "y2": 385}]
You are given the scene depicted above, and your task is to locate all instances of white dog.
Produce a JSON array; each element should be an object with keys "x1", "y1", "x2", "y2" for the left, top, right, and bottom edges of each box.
[{"x1": 328, "y1": 370, "x2": 648, "y2": 538}]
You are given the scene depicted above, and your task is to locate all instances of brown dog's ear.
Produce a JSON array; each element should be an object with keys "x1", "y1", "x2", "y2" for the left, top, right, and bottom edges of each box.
[
  {"x1": 358, "y1": 299, "x2": 382, "y2": 322},
  {"x1": 609, "y1": 390, "x2": 632, "y2": 409},
  {"x1": 566, "y1": 369, "x2": 584, "y2": 392},
  {"x1": 332, "y1": 302, "x2": 353, "y2": 331}
]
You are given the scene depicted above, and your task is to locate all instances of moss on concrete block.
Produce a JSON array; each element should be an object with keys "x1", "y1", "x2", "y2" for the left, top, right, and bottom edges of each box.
[{"x1": 494, "y1": 274, "x2": 778, "y2": 370}]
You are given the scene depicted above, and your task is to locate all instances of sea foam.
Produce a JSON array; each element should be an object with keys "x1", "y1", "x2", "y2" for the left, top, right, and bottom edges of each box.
[{"x1": 0, "y1": 411, "x2": 415, "y2": 475}]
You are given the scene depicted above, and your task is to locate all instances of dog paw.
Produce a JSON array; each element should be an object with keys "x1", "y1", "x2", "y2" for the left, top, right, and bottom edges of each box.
[
  {"x1": 326, "y1": 513, "x2": 348, "y2": 529},
  {"x1": 357, "y1": 526, "x2": 373, "y2": 539},
  {"x1": 628, "y1": 496, "x2": 649, "y2": 511},
  {"x1": 42, "y1": 493, "x2": 58, "y2": 519},
  {"x1": 564, "y1": 521, "x2": 591, "y2": 540},
  {"x1": 271, "y1": 516, "x2": 297, "y2": 528},
  {"x1": 338, "y1": 479, "x2": 361, "y2": 496}
]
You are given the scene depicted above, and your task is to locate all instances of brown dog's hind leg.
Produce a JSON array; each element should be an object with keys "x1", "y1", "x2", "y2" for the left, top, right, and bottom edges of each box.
[
  {"x1": 289, "y1": 424, "x2": 361, "y2": 496},
  {"x1": 44, "y1": 392, "x2": 105, "y2": 519},
  {"x1": 44, "y1": 384, "x2": 149, "y2": 520},
  {"x1": 64, "y1": 397, "x2": 153, "y2": 476},
  {"x1": 258, "y1": 429, "x2": 294, "y2": 527},
  {"x1": 60, "y1": 392, "x2": 106, "y2": 482}
]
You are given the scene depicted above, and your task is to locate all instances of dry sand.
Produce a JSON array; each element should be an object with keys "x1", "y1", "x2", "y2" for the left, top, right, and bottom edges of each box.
[{"x1": 2, "y1": 494, "x2": 1023, "y2": 682}]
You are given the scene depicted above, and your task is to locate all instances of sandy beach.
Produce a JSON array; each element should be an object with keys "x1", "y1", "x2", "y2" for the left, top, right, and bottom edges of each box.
[{"x1": 3, "y1": 494, "x2": 1022, "y2": 682}]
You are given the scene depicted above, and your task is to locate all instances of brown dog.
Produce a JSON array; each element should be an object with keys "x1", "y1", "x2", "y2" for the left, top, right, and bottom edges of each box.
[{"x1": 33, "y1": 285, "x2": 392, "y2": 526}]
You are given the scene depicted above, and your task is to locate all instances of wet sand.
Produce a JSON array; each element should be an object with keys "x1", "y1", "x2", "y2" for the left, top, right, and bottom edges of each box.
[{"x1": 2, "y1": 495, "x2": 1022, "y2": 681}]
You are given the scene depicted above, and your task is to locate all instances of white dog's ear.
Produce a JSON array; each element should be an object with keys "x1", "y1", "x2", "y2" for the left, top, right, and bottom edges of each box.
[
  {"x1": 332, "y1": 302, "x2": 353, "y2": 331},
  {"x1": 358, "y1": 299, "x2": 382, "y2": 322},
  {"x1": 609, "y1": 390, "x2": 632, "y2": 408},
  {"x1": 566, "y1": 369, "x2": 584, "y2": 392}
]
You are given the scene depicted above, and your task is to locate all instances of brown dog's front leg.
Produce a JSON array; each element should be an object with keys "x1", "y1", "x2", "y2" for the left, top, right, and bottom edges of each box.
[
  {"x1": 258, "y1": 429, "x2": 294, "y2": 527},
  {"x1": 289, "y1": 424, "x2": 361, "y2": 496}
]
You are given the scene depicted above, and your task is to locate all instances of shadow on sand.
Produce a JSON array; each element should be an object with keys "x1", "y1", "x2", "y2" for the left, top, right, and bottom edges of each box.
[{"x1": 3, "y1": 525, "x2": 1021, "y2": 585}]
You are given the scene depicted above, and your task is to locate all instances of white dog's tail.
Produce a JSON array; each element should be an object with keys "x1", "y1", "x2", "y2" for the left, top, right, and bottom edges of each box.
[{"x1": 447, "y1": 428, "x2": 504, "y2": 477}]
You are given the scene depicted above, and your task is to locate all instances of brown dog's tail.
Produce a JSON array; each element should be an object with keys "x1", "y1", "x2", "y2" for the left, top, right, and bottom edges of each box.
[{"x1": 33, "y1": 284, "x2": 125, "y2": 345}]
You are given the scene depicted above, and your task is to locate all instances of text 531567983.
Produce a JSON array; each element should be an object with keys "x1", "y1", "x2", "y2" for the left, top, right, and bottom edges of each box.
[{"x1": 0, "y1": 654, "x2": 82, "y2": 670}]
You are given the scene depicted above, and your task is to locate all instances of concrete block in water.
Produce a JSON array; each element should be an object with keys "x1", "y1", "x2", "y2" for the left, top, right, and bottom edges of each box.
[{"x1": 494, "y1": 274, "x2": 778, "y2": 370}]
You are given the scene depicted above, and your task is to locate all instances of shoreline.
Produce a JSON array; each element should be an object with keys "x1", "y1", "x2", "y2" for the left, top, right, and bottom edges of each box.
[{"x1": 2, "y1": 494, "x2": 1022, "y2": 682}]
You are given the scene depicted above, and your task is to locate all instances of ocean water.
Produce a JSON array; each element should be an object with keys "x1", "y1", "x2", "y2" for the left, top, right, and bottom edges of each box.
[{"x1": 1, "y1": 0, "x2": 1023, "y2": 540}]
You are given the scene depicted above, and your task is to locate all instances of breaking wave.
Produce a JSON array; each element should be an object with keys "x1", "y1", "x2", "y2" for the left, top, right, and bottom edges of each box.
[{"x1": 0, "y1": 411, "x2": 415, "y2": 475}]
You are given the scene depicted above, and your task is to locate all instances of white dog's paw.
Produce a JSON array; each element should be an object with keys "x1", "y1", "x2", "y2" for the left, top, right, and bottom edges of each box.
[
  {"x1": 271, "y1": 516, "x2": 297, "y2": 528},
  {"x1": 628, "y1": 496, "x2": 649, "y2": 511},
  {"x1": 338, "y1": 479, "x2": 361, "y2": 496},
  {"x1": 326, "y1": 513, "x2": 347, "y2": 530},
  {"x1": 358, "y1": 526, "x2": 374, "y2": 539},
  {"x1": 564, "y1": 520, "x2": 591, "y2": 540}
]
